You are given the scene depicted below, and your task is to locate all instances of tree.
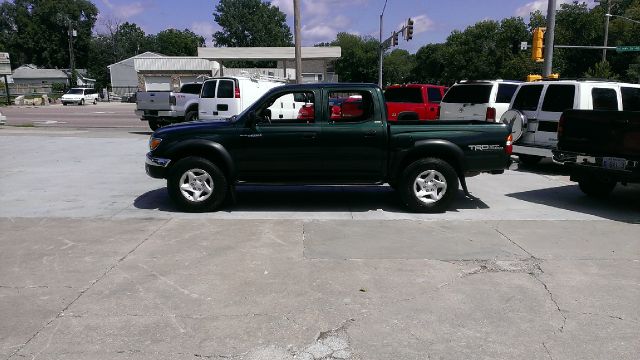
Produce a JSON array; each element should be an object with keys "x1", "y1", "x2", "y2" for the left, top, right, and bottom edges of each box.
[
  {"x1": 0, "y1": 0, "x2": 98, "y2": 69},
  {"x1": 150, "y1": 29, "x2": 204, "y2": 56},
  {"x1": 213, "y1": 0, "x2": 292, "y2": 47},
  {"x1": 383, "y1": 49, "x2": 415, "y2": 85},
  {"x1": 585, "y1": 60, "x2": 619, "y2": 80},
  {"x1": 327, "y1": 33, "x2": 379, "y2": 83}
]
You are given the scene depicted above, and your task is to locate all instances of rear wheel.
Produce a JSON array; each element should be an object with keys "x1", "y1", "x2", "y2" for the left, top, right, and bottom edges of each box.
[
  {"x1": 168, "y1": 157, "x2": 228, "y2": 212},
  {"x1": 93, "y1": 98, "x2": 97, "y2": 105},
  {"x1": 578, "y1": 178, "x2": 616, "y2": 198},
  {"x1": 399, "y1": 158, "x2": 459, "y2": 213},
  {"x1": 518, "y1": 154, "x2": 542, "y2": 166}
]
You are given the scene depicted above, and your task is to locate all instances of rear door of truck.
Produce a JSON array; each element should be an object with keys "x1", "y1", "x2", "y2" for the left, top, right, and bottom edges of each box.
[{"x1": 320, "y1": 86, "x2": 387, "y2": 182}]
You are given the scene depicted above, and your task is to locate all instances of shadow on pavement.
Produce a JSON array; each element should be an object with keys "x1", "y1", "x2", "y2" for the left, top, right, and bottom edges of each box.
[
  {"x1": 506, "y1": 184, "x2": 640, "y2": 223},
  {"x1": 511, "y1": 157, "x2": 571, "y2": 176},
  {"x1": 129, "y1": 131, "x2": 153, "y2": 136},
  {"x1": 134, "y1": 185, "x2": 490, "y2": 213}
]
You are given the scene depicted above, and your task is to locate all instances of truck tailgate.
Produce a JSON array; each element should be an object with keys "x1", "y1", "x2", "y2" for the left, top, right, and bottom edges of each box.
[
  {"x1": 559, "y1": 110, "x2": 640, "y2": 158},
  {"x1": 136, "y1": 91, "x2": 172, "y2": 111}
]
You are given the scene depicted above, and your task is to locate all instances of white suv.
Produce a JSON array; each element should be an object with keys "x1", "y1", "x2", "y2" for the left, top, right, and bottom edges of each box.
[
  {"x1": 440, "y1": 80, "x2": 521, "y2": 122},
  {"x1": 501, "y1": 80, "x2": 640, "y2": 164},
  {"x1": 61, "y1": 87, "x2": 99, "y2": 106}
]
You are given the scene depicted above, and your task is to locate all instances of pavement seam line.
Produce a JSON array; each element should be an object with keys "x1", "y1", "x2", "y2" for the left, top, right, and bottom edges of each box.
[{"x1": 6, "y1": 218, "x2": 173, "y2": 360}]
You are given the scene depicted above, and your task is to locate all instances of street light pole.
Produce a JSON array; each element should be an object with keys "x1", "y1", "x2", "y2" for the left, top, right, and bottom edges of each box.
[
  {"x1": 378, "y1": 0, "x2": 388, "y2": 88},
  {"x1": 293, "y1": 0, "x2": 302, "y2": 84}
]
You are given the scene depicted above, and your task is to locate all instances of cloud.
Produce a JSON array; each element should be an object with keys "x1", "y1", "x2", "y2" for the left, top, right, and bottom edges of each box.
[
  {"x1": 191, "y1": 21, "x2": 219, "y2": 46},
  {"x1": 101, "y1": 0, "x2": 144, "y2": 19},
  {"x1": 515, "y1": 0, "x2": 597, "y2": 17}
]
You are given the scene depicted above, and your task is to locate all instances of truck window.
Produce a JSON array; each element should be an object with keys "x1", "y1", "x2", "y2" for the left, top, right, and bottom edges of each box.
[
  {"x1": 201, "y1": 80, "x2": 217, "y2": 98},
  {"x1": 512, "y1": 85, "x2": 543, "y2": 111},
  {"x1": 384, "y1": 88, "x2": 422, "y2": 103},
  {"x1": 442, "y1": 84, "x2": 492, "y2": 104},
  {"x1": 592, "y1": 88, "x2": 618, "y2": 110},
  {"x1": 622, "y1": 87, "x2": 640, "y2": 111},
  {"x1": 427, "y1": 87, "x2": 442, "y2": 103},
  {"x1": 259, "y1": 91, "x2": 315, "y2": 124},
  {"x1": 495, "y1": 84, "x2": 518, "y2": 103},
  {"x1": 217, "y1": 80, "x2": 234, "y2": 98},
  {"x1": 180, "y1": 83, "x2": 202, "y2": 94},
  {"x1": 542, "y1": 85, "x2": 575, "y2": 112},
  {"x1": 328, "y1": 91, "x2": 374, "y2": 123}
]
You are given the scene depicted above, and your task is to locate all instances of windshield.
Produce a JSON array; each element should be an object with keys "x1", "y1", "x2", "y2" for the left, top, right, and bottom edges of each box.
[
  {"x1": 66, "y1": 89, "x2": 84, "y2": 95},
  {"x1": 442, "y1": 84, "x2": 492, "y2": 104}
]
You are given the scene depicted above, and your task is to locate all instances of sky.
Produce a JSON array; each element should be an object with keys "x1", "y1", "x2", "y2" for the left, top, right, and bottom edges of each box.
[{"x1": 95, "y1": 0, "x2": 598, "y2": 53}]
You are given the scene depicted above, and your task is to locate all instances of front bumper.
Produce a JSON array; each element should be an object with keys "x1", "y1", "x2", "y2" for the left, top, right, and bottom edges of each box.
[{"x1": 145, "y1": 153, "x2": 171, "y2": 179}]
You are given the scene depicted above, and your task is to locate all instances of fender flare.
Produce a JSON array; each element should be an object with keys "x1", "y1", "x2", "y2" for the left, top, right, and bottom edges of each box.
[{"x1": 164, "y1": 139, "x2": 236, "y2": 181}]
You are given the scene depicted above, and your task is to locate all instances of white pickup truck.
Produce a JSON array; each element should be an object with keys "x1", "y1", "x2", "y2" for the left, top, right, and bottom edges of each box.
[{"x1": 135, "y1": 83, "x2": 202, "y2": 130}]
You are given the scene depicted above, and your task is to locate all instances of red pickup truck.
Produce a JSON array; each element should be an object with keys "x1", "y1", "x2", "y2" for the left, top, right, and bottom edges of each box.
[{"x1": 385, "y1": 84, "x2": 448, "y2": 121}]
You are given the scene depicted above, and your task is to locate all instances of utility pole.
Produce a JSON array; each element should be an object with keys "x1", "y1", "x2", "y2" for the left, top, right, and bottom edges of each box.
[
  {"x1": 67, "y1": 20, "x2": 77, "y2": 87},
  {"x1": 293, "y1": 0, "x2": 302, "y2": 84},
  {"x1": 543, "y1": 0, "x2": 557, "y2": 77},
  {"x1": 378, "y1": 0, "x2": 388, "y2": 88},
  {"x1": 603, "y1": 0, "x2": 613, "y2": 61}
]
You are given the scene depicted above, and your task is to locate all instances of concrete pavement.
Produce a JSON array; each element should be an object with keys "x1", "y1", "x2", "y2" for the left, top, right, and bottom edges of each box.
[{"x1": 0, "y1": 127, "x2": 638, "y2": 359}]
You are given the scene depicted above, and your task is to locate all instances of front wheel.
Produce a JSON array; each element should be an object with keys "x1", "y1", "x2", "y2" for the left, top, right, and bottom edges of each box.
[
  {"x1": 93, "y1": 98, "x2": 97, "y2": 105},
  {"x1": 167, "y1": 157, "x2": 228, "y2": 212},
  {"x1": 578, "y1": 178, "x2": 616, "y2": 198},
  {"x1": 399, "y1": 158, "x2": 459, "y2": 213},
  {"x1": 80, "y1": 99, "x2": 85, "y2": 106}
]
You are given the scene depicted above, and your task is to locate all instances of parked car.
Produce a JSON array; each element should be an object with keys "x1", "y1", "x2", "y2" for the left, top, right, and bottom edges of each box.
[
  {"x1": 440, "y1": 80, "x2": 520, "y2": 122},
  {"x1": 198, "y1": 76, "x2": 285, "y2": 121},
  {"x1": 385, "y1": 84, "x2": 448, "y2": 121},
  {"x1": 61, "y1": 87, "x2": 99, "y2": 106},
  {"x1": 553, "y1": 109, "x2": 640, "y2": 197},
  {"x1": 145, "y1": 83, "x2": 512, "y2": 213},
  {"x1": 501, "y1": 79, "x2": 640, "y2": 165},
  {"x1": 135, "y1": 83, "x2": 203, "y2": 131}
]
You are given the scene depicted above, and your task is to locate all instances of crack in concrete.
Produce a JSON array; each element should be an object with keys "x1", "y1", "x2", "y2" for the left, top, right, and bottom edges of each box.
[
  {"x1": 7, "y1": 218, "x2": 173, "y2": 360},
  {"x1": 493, "y1": 227, "x2": 537, "y2": 259},
  {"x1": 531, "y1": 274, "x2": 567, "y2": 333},
  {"x1": 542, "y1": 342, "x2": 554, "y2": 360},
  {"x1": 457, "y1": 258, "x2": 543, "y2": 278}
]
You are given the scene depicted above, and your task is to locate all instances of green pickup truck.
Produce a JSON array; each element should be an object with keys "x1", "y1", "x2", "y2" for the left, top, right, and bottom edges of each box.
[{"x1": 145, "y1": 83, "x2": 512, "y2": 212}]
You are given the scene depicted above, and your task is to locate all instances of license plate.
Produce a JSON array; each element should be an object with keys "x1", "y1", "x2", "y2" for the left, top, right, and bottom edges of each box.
[{"x1": 602, "y1": 157, "x2": 626, "y2": 170}]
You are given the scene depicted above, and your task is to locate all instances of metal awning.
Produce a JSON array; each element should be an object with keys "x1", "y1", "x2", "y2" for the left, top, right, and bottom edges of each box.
[{"x1": 197, "y1": 47, "x2": 341, "y2": 61}]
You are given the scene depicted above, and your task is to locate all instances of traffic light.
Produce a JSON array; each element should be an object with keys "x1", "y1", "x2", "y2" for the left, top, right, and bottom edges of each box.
[
  {"x1": 406, "y1": 18, "x2": 414, "y2": 40},
  {"x1": 391, "y1": 31, "x2": 399, "y2": 46},
  {"x1": 531, "y1": 27, "x2": 545, "y2": 63}
]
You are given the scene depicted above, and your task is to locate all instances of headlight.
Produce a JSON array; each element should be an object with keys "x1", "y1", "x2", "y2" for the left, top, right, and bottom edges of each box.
[{"x1": 149, "y1": 137, "x2": 162, "y2": 151}]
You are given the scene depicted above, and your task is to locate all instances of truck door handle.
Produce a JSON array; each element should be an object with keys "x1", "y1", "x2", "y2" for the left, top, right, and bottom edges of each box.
[
  {"x1": 364, "y1": 130, "x2": 377, "y2": 138},
  {"x1": 303, "y1": 133, "x2": 317, "y2": 139}
]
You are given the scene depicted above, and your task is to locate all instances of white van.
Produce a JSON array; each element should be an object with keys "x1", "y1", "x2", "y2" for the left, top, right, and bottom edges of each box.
[
  {"x1": 440, "y1": 80, "x2": 521, "y2": 122},
  {"x1": 198, "y1": 76, "x2": 286, "y2": 121},
  {"x1": 61, "y1": 87, "x2": 99, "y2": 105},
  {"x1": 501, "y1": 79, "x2": 640, "y2": 164}
]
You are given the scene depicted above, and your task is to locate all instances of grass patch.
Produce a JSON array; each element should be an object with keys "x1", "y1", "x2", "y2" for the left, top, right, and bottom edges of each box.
[{"x1": 13, "y1": 123, "x2": 35, "y2": 127}]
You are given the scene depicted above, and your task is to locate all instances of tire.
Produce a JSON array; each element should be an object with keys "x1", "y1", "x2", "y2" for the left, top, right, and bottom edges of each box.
[
  {"x1": 80, "y1": 99, "x2": 85, "y2": 106},
  {"x1": 399, "y1": 158, "x2": 459, "y2": 213},
  {"x1": 148, "y1": 120, "x2": 160, "y2": 131},
  {"x1": 62, "y1": 102, "x2": 67, "y2": 106},
  {"x1": 578, "y1": 178, "x2": 616, "y2": 198},
  {"x1": 518, "y1": 154, "x2": 542, "y2": 166},
  {"x1": 185, "y1": 110, "x2": 198, "y2": 122},
  {"x1": 93, "y1": 98, "x2": 97, "y2": 105},
  {"x1": 167, "y1": 157, "x2": 228, "y2": 212}
]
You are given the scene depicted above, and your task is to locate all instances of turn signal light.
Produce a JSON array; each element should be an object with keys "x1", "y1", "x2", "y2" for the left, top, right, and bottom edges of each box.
[
  {"x1": 505, "y1": 134, "x2": 513, "y2": 155},
  {"x1": 149, "y1": 137, "x2": 162, "y2": 150}
]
